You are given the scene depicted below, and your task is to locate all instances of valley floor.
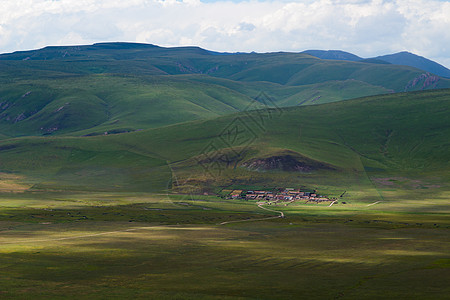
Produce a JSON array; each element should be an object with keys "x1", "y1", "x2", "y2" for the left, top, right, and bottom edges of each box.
[{"x1": 0, "y1": 192, "x2": 448, "y2": 299}]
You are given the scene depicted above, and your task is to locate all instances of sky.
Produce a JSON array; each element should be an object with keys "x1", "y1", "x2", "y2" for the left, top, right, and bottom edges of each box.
[{"x1": 1, "y1": 0, "x2": 449, "y2": 68}]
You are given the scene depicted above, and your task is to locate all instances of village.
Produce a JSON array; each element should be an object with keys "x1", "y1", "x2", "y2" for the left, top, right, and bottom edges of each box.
[{"x1": 227, "y1": 188, "x2": 339, "y2": 205}]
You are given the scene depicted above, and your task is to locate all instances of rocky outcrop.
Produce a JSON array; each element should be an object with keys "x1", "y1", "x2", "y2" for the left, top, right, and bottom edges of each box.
[
  {"x1": 13, "y1": 113, "x2": 26, "y2": 123},
  {"x1": 242, "y1": 151, "x2": 334, "y2": 173},
  {"x1": 404, "y1": 73, "x2": 440, "y2": 91},
  {"x1": 21, "y1": 91, "x2": 32, "y2": 98}
]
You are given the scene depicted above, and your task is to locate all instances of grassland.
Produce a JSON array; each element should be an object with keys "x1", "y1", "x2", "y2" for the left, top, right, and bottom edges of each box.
[
  {"x1": 0, "y1": 64, "x2": 448, "y2": 298},
  {"x1": 0, "y1": 191, "x2": 448, "y2": 299},
  {"x1": 104, "y1": 88, "x2": 450, "y2": 200},
  {"x1": 1, "y1": 42, "x2": 450, "y2": 137},
  {"x1": 0, "y1": 75, "x2": 260, "y2": 137},
  {"x1": 0, "y1": 89, "x2": 448, "y2": 198}
]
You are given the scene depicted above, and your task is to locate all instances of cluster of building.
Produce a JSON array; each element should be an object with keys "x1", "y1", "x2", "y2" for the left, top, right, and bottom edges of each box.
[{"x1": 228, "y1": 188, "x2": 335, "y2": 203}]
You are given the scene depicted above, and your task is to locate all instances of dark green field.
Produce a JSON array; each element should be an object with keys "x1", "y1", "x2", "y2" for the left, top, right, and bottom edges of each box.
[{"x1": 0, "y1": 44, "x2": 449, "y2": 299}]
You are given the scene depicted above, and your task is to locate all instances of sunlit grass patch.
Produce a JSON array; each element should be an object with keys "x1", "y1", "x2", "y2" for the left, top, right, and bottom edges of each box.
[
  {"x1": 0, "y1": 189, "x2": 448, "y2": 299},
  {"x1": 0, "y1": 219, "x2": 448, "y2": 299},
  {"x1": 0, "y1": 173, "x2": 31, "y2": 192}
]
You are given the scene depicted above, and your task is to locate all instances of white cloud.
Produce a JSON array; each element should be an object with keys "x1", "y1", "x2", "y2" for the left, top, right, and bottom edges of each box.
[{"x1": 0, "y1": 0, "x2": 449, "y2": 68}]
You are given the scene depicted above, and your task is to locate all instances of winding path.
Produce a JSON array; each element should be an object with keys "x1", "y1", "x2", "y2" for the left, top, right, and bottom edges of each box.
[{"x1": 2, "y1": 202, "x2": 286, "y2": 244}]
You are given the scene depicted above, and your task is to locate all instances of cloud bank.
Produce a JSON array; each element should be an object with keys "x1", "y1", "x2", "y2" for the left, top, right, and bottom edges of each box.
[{"x1": 1, "y1": 0, "x2": 449, "y2": 67}]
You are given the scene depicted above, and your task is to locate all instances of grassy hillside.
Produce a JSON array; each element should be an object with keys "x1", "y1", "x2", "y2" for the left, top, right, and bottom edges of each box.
[
  {"x1": 1, "y1": 43, "x2": 450, "y2": 137},
  {"x1": 0, "y1": 89, "x2": 448, "y2": 200},
  {"x1": 2, "y1": 43, "x2": 449, "y2": 92},
  {"x1": 0, "y1": 73, "x2": 388, "y2": 137},
  {"x1": 108, "y1": 88, "x2": 449, "y2": 200},
  {"x1": 0, "y1": 75, "x2": 259, "y2": 137}
]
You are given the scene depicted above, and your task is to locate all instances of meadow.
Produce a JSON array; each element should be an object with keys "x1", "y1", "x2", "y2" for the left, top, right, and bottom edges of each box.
[{"x1": 0, "y1": 190, "x2": 448, "y2": 299}]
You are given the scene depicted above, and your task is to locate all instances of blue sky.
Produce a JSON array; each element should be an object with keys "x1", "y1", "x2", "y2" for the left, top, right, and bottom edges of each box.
[{"x1": 1, "y1": 0, "x2": 449, "y2": 68}]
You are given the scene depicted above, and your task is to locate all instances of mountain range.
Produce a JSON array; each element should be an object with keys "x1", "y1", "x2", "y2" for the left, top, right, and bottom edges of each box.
[
  {"x1": 0, "y1": 42, "x2": 449, "y2": 137},
  {"x1": 302, "y1": 49, "x2": 450, "y2": 78}
]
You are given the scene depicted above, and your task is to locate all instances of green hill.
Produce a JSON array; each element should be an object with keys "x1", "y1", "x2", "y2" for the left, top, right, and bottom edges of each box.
[
  {"x1": 2, "y1": 42, "x2": 448, "y2": 92},
  {"x1": 1, "y1": 43, "x2": 450, "y2": 137},
  {"x1": 0, "y1": 89, "x2": 448, "y2": 200},
  {"x1": 113, "y1": 88, "x2": 450, "y2": 196},
  {"x1": 0, "y1": 74, "x2": 259, "y2": 137}
]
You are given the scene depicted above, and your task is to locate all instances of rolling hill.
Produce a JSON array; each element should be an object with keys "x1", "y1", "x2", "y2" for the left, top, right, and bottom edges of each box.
[
  {"x1": 0, "y1": 74, "x2": 259, "y2": 137},
  {"x1": 0, "y1": 89, "x2": 448, "y2": 198},
  {"x1": 1, "y1": 42, "x2": 450, "y2": 137}
]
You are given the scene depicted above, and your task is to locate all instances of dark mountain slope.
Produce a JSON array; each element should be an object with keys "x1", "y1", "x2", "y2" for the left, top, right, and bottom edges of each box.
[
  {"x1": 375, "y1": 51, "x2": 450, "y2": 78},
  {"x1": 303, "y1": 48, "x2": 450, "y2": 78}
]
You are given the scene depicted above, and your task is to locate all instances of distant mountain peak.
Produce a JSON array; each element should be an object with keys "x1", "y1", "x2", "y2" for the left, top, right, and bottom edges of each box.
[
  {"x1": 303, "y1": 48, "x2": 450, "y2": 78},
  {"x1": 374, "y1": 52, "x2": 450, "y2": 78}
]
